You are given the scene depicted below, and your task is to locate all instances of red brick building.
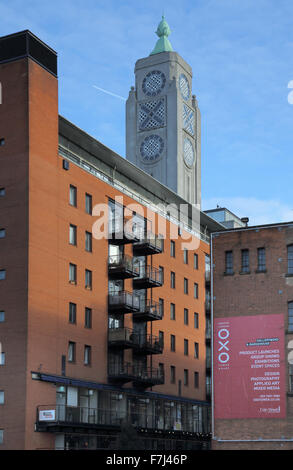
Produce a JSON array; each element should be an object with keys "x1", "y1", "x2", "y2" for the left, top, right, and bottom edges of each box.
[
  {"x1": 0, "y1": 30, "x2": 222, "y2": 450},
  {"x1": 211, "y1": 222, "x2": 293, "y2": 450}
]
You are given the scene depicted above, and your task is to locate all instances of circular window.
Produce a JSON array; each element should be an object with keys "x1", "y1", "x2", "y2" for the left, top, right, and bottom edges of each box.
[
  {"x1": 140, "y1": 135, "x2": 164, "y2": 162},
  {"x1": 142, "y1": 70, "x2": 166, "y2": 97},
  {"x1": 183, "y1": 138, "x2": 195, "y2": 167}
]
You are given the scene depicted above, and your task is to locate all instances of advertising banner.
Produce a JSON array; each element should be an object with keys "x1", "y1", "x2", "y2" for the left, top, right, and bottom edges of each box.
[{"x1": 214, "y1": 314, "x2": 286, "y2": 419}]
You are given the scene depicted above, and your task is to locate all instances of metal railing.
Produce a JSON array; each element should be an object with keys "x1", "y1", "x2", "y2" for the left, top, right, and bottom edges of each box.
[
  {"x1": 134, "y1": 299, "x2": 164, "y2": 320},
  {"x1": 135, "y1": 265, "x2": 163, "y2": 284},
  {"x1": 37, "y1": 403, "x2": 208, "y2": 434},
  {"x1": 108, "y1": 254, "x2": 139, "y2": 275},
  {"x1": 108, "y1": 290, "x2": 140, "y2": 311},
  {"x1": 108, "y1": 328, "x2": 163, "y2": 353},
  {"x1": 134, "y1": 232, "x2": 164, "y2": 252},
  {"x1": 108, "y1": 361, "x2": 164, "y2": 384},
  {"x1": 37, "y1": 404, "x2": 124, "y2": 427}
]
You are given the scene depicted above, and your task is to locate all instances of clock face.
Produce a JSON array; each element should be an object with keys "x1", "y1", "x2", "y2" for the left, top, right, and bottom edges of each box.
[
  {"x1": 179, "y1": 74, "x2": 190, "y2": 101},
  {"x1": 140, "y1": 135, "x2": 164, "y2": 162},
  {"x1": 183, "y1": 138, "x2": 195, "y2": 168},
  {"x1": 142, "y1": 70, "x2": 166, "y2": 97}
]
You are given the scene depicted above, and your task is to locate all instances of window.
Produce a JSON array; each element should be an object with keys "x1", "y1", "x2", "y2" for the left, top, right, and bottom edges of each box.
[
  {"x1": 159, "y1": 266, "x2": 164, "y2": 284},
  {"x1": 159, "y1": 363, "x2": 164, "y2": 378},
  {"x1": 0, "y1": 311, "x2": 5, "y2": 323},
  {"x1": 184, "y1": 339, "x2": 189, "y2": 356},
  {"x1": 0, "y1": 430, "x2": 3, "y2": 444},
  {"x1": 0, "y1": 352, "x2": 5, "y2": 365},
  {"x1": 170, "y1": 334, "x2": 176, "y2": 352},
  {"x1": 69, "y1": 224, "x2": 77, "y2": 246},
  {"x1": 288, "y1": 302, "x2": 293, "y2": 332},
  {"x1": 194, "y1": 312, "x2": 199, "y2": 329},
  {"x1": 68, "y1": 342, "x2": 76, "y2": 362},
  {"x1": 0, "y1": 188, "x2": 5, "y2": 197},
  {"x1": 241, "y1": 249, "x2": 250, "y2": 273},
  {"x1": 183, "y1": 248, "x2": 188, "y2": 264},
  {"x1": 288, "y1": 245, "x2": 293, "y2": 275},
  {"x1": 159, "y1": 298, "x2": 164, "y2": 317},
  {"x1": 170, "y1": 240, "x2": 175, "y2": 257},
  {"x1": 194, "y1": 253, "x2": 198, "y2": 269},
  {"x1": 63, "y1": 160, "x2": 69, "y2": 171},
  {"x1": 84, "y1": 345, "x2": 91, "y2": 365},
  {"x1": 85, "y1": 307, "x2": 92, "y2": 328},
  {"x1": 184, "y1": 308, "x2": 189, "y2": 325},
  {"x1": 170, "y1": 303, "x2": 175, "y2": 320},
  {"x1": 0, "y1": 229, "x2": 5, "y2": 239},
  {"x1": 194, "y1": 342, "x2": 199, "y2": 359},
  {"x1": 69, "y1": 303, "x2": 76, "y2": 324},
  {"x1": 205, "y1": 254, "x2": 210, "y2": 279},
  {"x1": 0, "y1": 270, "x2": 6, "y2": 281},
  {"x1": 225, "y1": 251, "x2": 233, "y2": 274},
  {"x1": 85, "y1": 193, "x2": 92, "y2": 215},
  {"x1": 289, "y1": 365, "x2": 293, "y2": 393},
  {"x1": 85, "y1": 231, "x2": 92, "y2": 252},
  {"x1": 0, "y1": 138, "x2": 5, "y2": 146},
  {"x1": 171, "y1": 271, "x2": 175, "y2": 289},
  {"x1": 170, "y1": 366, "x2": 176, "y2": 384},
  {"x1": 194, "y1": 372, "x2": 199, "y2": 388},
  {"x1": 0, "y1": 391, "x2": 4, "y2": 404},
  {"x1": 85, "y1": 269, "x2": 92, "y2": 289},
  {"x1": 194, "y1": 282, "x2": 198, "y2": 299},
  {"x1": 184, "y1": 278, "x2": 188, "y2": 294},
  {"x1": 69, "y1": 263, "x2": 77, "y2": 284},
  {"x1": 257, "y1": 247, "x2": 266, "y2": 272},
  {"x1": 184, "y1": 369, "x2": 189, "y2": 386},
  {"x1": 159, "y1": 331, "x2": 164, "y2": 348},
  {"x1": 69, "y1": 185, "x2": 77, "y2": 207}
]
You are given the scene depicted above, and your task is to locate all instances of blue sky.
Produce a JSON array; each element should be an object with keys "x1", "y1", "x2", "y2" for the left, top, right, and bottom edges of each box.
[{"x1": 1, "y1": 0, "x2": 293, "y2": 224}]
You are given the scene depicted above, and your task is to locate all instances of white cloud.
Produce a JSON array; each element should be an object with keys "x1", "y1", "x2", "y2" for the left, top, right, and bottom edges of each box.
[{"x1": 203, "y1": 196, "x2": 293, "y2": 226}]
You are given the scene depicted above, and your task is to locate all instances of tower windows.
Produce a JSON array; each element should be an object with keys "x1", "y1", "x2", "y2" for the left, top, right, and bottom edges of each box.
[
  {"x1": 288, "y1": 245, "x2": 293, "y2": 275},
  {"x1": 241, "y1": 249, "x2": 250, "y2": 273}
]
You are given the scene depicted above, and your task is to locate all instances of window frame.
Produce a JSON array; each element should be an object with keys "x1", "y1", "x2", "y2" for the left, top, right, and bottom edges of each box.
[
  {"x1": 69, "y1": 185, "x2": 77, "y2": 207},
  {"x1": 85, "y1": 193, "x2": 92, "y2": 215},
  {"x1": 69, "y1": 224, "x2": 77, "y2": 246},
  {"x1": 288, "y1": 245, "x2": 293, "y2": 275}
]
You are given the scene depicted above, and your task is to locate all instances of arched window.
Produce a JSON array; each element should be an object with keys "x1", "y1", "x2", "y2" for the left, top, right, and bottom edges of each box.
[{"x1": 288, "y1": 245, "x2": 293, "y2": 274}]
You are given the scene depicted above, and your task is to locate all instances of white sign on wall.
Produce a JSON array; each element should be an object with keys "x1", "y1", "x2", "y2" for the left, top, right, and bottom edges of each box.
[{"x1": 39, "y1": 410, "x2": 56, "y2": 421}]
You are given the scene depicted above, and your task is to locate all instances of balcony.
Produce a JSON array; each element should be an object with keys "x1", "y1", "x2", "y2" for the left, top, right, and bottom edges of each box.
[
  {"x1": 108, "y1": 290, "x2": 140, "y2": 314},
  {"x1": 36, "y1": 401, "x2": 204, "y2": 434},
  {"x1": 108, "y1": 254, "x2": 140, "y2": 280},
  {"x1": 205, "y1": 299, "x2": 211, "y2": 314},
  {"x1": 108, "y1": 219, "x2": 140, "y2": 245},
  {"x1": 108, "y1": 362, "x2": 164, "y2": 387},
  {"x1": 36, "y1": 404, "x2": 124, "y2": 432},
  {"x1": 133, "y1": 266, "x2": 163, "y2": 289},
  {"x1": 133, "y1": 233, "x2": 163, "y2": 256},
  {"x1": 134, "y1": 333, "x2": 163, "y2": 355},
  {"x1": 108, "y1": 327, "x2": 140, "y2": 350},
  {"x1": 133, "y1": 299, "x2": 164, "y2": 322},
  {"x1": 205, "y1": 326, "x2": 211, "y2": 342},
  {"x1": 205, "y1": 270, "x2": 211, "y2": 284},
  {"x1": 108, "y1": 329, "x2": 163, "y2": 355}
]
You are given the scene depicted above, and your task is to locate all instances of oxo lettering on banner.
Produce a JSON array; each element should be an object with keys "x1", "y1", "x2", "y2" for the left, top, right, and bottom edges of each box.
[{"x1": 217, "y1": 326, "x2": 230, "y2": 365}]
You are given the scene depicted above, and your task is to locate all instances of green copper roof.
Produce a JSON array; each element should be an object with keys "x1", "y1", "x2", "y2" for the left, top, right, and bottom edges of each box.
[{"x1": 150, "y1": 16, "x2": 173, "y2": 55}]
